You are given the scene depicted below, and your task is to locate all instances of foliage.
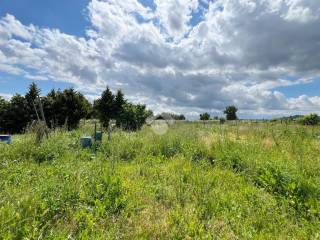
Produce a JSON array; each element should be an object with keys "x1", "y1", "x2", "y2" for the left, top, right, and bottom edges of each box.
[
  {"x1": 50, "y1": 88, "x2": 90, "y2": 130},
  {"x1": 0, "y1": 94, "x2": 30, "y2": 133},
  {"x1": 114, "y1": 90, "x2": 126, "y2": 127},
  {"x1": 25, "y1": 82, "x2": 41, "y2": 121},
  {"x1": 219, "y1": 117, "x2": 226, "y2": 124},
  {"x1": 199, "y1": 112, "x2": 210, "y2": 121},
  {"x1": 1, "y1": 122, "x2": 320, "y2": 238},
  {"x1": 0, "y1": 84, "x2": 152, "y2": 133},
  {"x1": 0, "y1": 97, "x2": 9, "y2": 132},
  {"x1": 94, "y1": 87, "x2": 115, "y2": 128},
  {"x1": 298, "y1": 113, "x2": 319, "y2": 126},
  {"x1": 156, "y1": 112, "x2": 186, "y2": 120},
  {"x1": 224, "y1": 105, "x2": 238, "y2": 120},
  {"x1": 0, "y1": 84, "x2": 90, "y2": 133},
  {"x1": 118, "y1": 103, "x2": 153, "y2": 131},
  {"x1": 94, "y1": 87, "x2": 152, "y2": 131}
]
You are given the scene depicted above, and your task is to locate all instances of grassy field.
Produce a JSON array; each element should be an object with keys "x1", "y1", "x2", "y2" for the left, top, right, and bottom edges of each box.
[{"x1": 0, "y1": 121, "x2": 320, "y2": 239}]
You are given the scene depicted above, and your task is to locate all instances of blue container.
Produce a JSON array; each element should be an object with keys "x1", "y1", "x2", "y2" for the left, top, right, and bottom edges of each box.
[
  {"x1": 80, "y1": 136, "x2": 92, "y2": 148},
  {"x1": 95, "y1": 131, "x2": 103, "y2": 142},
  {"x1": 0, "y1": 135, "x2": 12, "y2": 144}
]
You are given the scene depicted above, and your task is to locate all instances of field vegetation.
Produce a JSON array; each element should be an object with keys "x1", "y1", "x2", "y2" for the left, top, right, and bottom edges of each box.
[{"x1": 1, "y1": 121, "x2": 320, "y2": 239}]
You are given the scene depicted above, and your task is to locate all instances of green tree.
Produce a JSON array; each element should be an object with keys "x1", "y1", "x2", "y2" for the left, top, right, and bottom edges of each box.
[
  {"x1": 299, "y1": 114, "x2": 319, "y2": 126},
  {"x1": 25, "y1": 82, "x2": 41, "y2": 121},
  {"x1": 42, "y1": 89, "x2": 58, "y2": 128},
  {"x1": 53, "y1": 89, "x2": 90, "y2": 130},
  {"x1": 0, "y1": 97, "x2": 8, "y2": 112},
  {"x1": 119, "y1": 103, "x2": 153, "y2": 131},
  {"x1": 200, "y1": 112, "x2": 210, "y2": 121},
  {"x1": 0, "y1": 97, "x2": 9, "y2": 133},
  {"x1": 114, "y1": 90, "x2": 126, "y2": 127},
  {"x1": 94, "y1": 87, "x2": 115, "y2": 128},
  {"x1": 3, "y1": 95, "x2": 29, "y2": 133},
  {"x1": 156, "y1": 112, "x2": 185, "y2": 120},
  {"x1": 224, "y1": 106, "x2": 238, "y2": 120},
  {"x1": 25, "y1": 82, "x2": 40, "y2": 104}
]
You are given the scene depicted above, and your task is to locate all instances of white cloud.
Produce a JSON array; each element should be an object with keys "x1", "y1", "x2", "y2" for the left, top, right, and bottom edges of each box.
[
  {"x1": 0, "y1": 93, "x2": 12, "y2": 100},
  {"x1": 154, "y1": 0, "x2": 199, "y2": 41},
  {"x1": 1, "y1": 0, "x2": 320, "y2": 118}
]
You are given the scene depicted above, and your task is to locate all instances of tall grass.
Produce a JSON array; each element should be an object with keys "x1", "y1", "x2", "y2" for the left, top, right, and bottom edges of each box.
[{"x1": 0, "y1": 122, "x2": 319, "y2": 239}]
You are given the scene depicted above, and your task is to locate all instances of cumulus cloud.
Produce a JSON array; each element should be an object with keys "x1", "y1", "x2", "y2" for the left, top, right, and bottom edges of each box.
[
  {"x1": 154, "y1": 0, "x2": 199, "y2": 40},
  {"x1": 1, "y1": 0, "x2": 320, "y2": 118},
  {"x1": 0, "y1": 93, "x2": 12, "y2": 100}
]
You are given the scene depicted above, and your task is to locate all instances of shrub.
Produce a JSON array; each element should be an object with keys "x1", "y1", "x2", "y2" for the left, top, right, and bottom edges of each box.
[
  {"x1": 219, "y1": 117, "x2": 226, "y2": 124},
  {"x1": 224, "y1": 106, "x2": 238, "y2": 120},
  {"x1": 200, "y1": 113, "x2": 210, "y2": 121},
  {"x1": 298, "y1": 114, "x2": 319, "y2": 126}
]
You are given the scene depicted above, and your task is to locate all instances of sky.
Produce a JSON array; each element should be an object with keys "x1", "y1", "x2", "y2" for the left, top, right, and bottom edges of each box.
[{"x1": 0, "y1": 0, "x2": 320, "y2": 119}]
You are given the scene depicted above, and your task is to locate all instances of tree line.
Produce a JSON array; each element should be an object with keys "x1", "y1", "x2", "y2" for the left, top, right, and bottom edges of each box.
[
  {"x1": 200, "y1": 106, "x2": 238, "y2": 121},
  {"x1": 0, "y1": 83, "x2": 152, "y2": 134}
]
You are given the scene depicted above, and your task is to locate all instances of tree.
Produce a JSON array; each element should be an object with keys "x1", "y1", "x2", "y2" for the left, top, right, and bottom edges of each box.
[
  {"x1": 156, "y1": 112, "x2": 185, "y2": 120},
  {"x1": 224, "y1": 106, "x2": 238, "y2": 120},
  {"x1": 52, "y1": 89, "x2": 90, "y2": 130},
  {"x1": 114, "y1": 90, "x2": 126, "y2": 127},
  {"x1": 25, "y1": 82, "x2": 41, "y2": 121},
  {"x1": 2, "y1": 95, "x2": 29, "y2": 133},
  {"x1": 178, "y1": 114, "x2": 186, "y2": 120},
  {"x1": 42, "y1": 89, "x2": 57, "y2": 128},
  {"x1": 299, "y1": 114, "x2": 319, "y2": 126},
  {"x1": 1, "y1": 85, "x2": 151, "y2": 133},
  {"x1": 119, "y1": 103, "x2": 153, "y2": 131},
  {"x1": 219, "y1": 117, "x2": 226, "y2": 124},
  {"x1": 25, "y1": 82, "x2": 40, "y2": 104},
  {"x1": 200, "y1": 112, "x2": 210, "y2": 121},
  {"x1": 0, "y1": 97, "x2": 9, "y2": 133},
  {"x1": 94, "y1": 87, "x2": 115, "y2": 128},
  {"x1": 0, "y1": 97, "x2": 8, "y2": 113}
]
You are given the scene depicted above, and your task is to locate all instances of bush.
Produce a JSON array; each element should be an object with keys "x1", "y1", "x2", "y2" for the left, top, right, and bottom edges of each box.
[
  {"x1": 219, "y1": 117, "x2": 226, "y2": 124},
  {"x1": 200, "y1": 113, "x2": 210, "y2": 121},
  {"x1": 224, "y1": 106, "x2": 238, "y2": 120},
  {"x1": 299, "y1": 114, "x2": 319, "y2": 126}
]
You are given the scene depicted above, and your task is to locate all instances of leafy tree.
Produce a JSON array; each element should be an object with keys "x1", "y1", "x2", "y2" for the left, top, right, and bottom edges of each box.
[
  {"x1": 0, "y1": 97, "x2": 8, "y2": 112},
  {"x1": 0, "y1": 85, "x2": 151, "y2": 133},
  {"x1": 224, "y1": 106, "x2": 238, "y2": 120},
  {"x1": 200, "y1": 112, "x2": 210, "y2": 121},
  {"x1": 94, "y1": 87, "x2": 115, "y2": 128},
  {"x1": 114, "y1": 90, "x2": 126, "y2": 127},
  {"x1": 42, "y1": 89, "x2": 58, "y2": 128},
  {"x1": 52, "y1": 89, "x2": 90, "y2": 130},
  {"x1": 219, "y1": 117, "x2": 226, "y2": 124},
  {"x1": 156, "y1": 112, "x2": 185, "y2": 120},
  {"x1": 25, "y1": 82, "x2": 40, "y2": 104},
  {"x1": 299, "y1": 114, "x2": 319, "y2": 126},
  {"x1": 119, "y1": 103, "x2": 153, "y2": 131},
  {"x1": 0, "y1": 97, "x2": 9, "y2": 133},
  {"x1": 177, "y1": 114, "x2": 186, "y2": 120},
  {"x1": 2, "y1": 95, "x2": 29, "y2": 133},
  {"x1": 25, "y1": 82, "x2": 41, "y2": 121}
]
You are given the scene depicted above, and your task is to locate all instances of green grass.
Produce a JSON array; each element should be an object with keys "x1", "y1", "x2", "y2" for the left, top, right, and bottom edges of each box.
[{"x1": 0, "y1": 122, "x2": 320, "y2": 239}]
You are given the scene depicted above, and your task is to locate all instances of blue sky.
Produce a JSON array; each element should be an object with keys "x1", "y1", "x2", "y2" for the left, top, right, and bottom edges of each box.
[
  {"x1": 0, "y1": 0, "x2": 89, "y2": 36},
  {"x1": 0, "y1": 0, "x2": 88, "y2": 96},
  {"x1": 1, "y1": 0, "x2": 320, "y2": 118},
  {"x1": 0, "y1": 0, "x2": 160, "y2": 96}
]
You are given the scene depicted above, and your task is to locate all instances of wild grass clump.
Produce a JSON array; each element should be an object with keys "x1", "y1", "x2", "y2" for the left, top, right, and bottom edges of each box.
[
  {"x1": 1, "y1": 121, "x2": 320, "y2": 238},
  {"x1": 210, "y1": 123, "x2": 320, "y2": 219}
]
